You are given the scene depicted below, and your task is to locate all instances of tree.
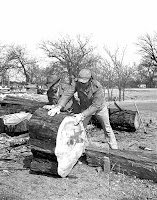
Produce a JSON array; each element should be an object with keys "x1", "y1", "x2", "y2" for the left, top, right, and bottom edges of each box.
[
  {"x1": 39, "y1": 35, "x2": 99, "y2": 82},
  {"x1": 103, "y1": 46, "x2": 135, "y2": 101},
  {"x1": 6, "y1": 45, "x2": 38, "y2": 83},
  {"x1": 136, "y1": 33, "x2": 157, "y2": 87},
  {"x1": 137, "y1": 59, "x2": 156, "y2": 87}
]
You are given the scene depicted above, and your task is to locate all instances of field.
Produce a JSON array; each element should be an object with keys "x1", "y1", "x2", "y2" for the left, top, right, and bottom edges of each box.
[{"x1": 0, "y1": 89, "x2": 157, "y2": 200}]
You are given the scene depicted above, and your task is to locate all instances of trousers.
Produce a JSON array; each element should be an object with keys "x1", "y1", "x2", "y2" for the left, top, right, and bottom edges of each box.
[{"x1": 82, "y1": 106, "x2": 118, "y2": 149}]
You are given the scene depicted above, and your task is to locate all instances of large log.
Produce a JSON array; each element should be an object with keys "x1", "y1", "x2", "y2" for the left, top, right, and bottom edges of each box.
[
  {"x1": 28, "y1": 108, "x2": 68, "y2": 152},
  {"x1": 28, "y1": 108, "x2": 69, "y2": 175},
  {"x1": 86, "y1": 146, "x2": 157, "y2": 183},
  {"x1": 109, "y1": 108, "x2": 140, "y2": 131},
  {"x1": 0, "y1": 95, "x2": 46, "y2": 115}
]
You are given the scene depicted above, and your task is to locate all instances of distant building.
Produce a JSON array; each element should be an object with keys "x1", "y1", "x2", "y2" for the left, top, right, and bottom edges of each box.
[{"x1": 139, "y1": 84, "x2": 146, "y2": 88}]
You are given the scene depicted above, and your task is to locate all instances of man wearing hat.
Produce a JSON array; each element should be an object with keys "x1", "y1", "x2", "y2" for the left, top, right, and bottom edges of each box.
[
  {"x1": 44, "y1": 73, "x2": 78, "y2": 112},
  {"x1": 46, "y1": 68, "x2": 118, "y2": 149},
  {"x1": 46, "y1": 74, "x2": 62, "y2": 105}
]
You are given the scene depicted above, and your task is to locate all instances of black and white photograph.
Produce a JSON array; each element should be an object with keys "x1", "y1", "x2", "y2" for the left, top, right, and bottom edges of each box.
[{"x1": 0, "y1": 0, "x2": 157, "y2": 199}]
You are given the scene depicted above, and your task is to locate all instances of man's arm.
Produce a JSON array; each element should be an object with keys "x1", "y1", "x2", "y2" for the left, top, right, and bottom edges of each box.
[{"x1": 82, "y1": 85, "x2": 105, "y2": 117}]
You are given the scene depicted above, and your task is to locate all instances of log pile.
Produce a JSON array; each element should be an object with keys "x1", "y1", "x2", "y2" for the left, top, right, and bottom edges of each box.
[
  {"x1": 27, "y1": 108, "x2": 157, "y2": 182},
  {"x1": 0, "y1": 95, "x2": 140, "y2": 132}
]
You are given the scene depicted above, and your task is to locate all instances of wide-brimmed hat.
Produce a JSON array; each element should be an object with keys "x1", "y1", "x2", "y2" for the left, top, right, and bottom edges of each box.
[
  {"x1": 78, "y1": 68, "x2": 92, "y2": 83},
  {"x1": 46, "y1": 74, "x2": 61, "y2": 87}
]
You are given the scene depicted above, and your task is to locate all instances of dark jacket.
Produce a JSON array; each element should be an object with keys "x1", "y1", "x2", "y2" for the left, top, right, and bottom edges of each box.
[
  {"x1": 58, "y1": 79, "x2": 106, "y2": 117},
  {"x1": 47, "y1": 83, "x2": 73, "y2": 110}
]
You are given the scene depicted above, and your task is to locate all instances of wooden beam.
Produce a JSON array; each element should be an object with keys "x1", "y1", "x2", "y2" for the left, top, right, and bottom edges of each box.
[{"x1": 85, "y1": 145, "x2": 157, "y2": 182}]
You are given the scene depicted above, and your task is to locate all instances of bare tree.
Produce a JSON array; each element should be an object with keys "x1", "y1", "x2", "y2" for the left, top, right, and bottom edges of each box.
[
  {"x1": 136, "y1": 33, "x2": 157, "y2": 87},
  {"x1": 103, "y1": 46, "x2": 134, "y2": 101},
  {"x1": 39, "y1": 35, "x2": 99, "y2": 82},
  {"x1": 6, "y1": 45, "x2": 38, "y2": 83}
]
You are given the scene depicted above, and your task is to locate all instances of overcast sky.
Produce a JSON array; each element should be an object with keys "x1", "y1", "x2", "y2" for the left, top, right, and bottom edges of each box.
[{"x1": 0, "y1": 0, "x2": 157, "y2": 65}]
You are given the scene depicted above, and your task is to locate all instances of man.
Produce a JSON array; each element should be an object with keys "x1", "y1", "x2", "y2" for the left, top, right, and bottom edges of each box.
[
  {"x1": 45, "y1": 74, "x2": 62, "y2": 105},
  {"x1": 46, "y1": 68, "x2": 118, "y2": 149},
  {"x1": 43, "y1": 73, "x2": 78, "y2": 112}
]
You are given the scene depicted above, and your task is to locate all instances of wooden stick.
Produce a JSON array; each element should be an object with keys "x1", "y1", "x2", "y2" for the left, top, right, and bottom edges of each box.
[{"x1": 134, "y1": 102, "x2": 147, "y2": 134}]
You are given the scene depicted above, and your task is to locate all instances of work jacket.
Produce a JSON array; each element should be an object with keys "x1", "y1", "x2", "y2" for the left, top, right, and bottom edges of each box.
[
  {"x1": 47, "y1": 83, "x2": 74, "y2": 111},
  {"x1": 47, "y1": 83, "x2": 71, "y2": 105},
  {"x1": 58, "y1": 79, "x2": 106, "y2": 117}
]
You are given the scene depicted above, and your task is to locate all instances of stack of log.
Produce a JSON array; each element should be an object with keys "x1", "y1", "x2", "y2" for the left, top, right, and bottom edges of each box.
[
  {"x1": 28, "y1": 106, "x2": 138, "y2": 175},
  {"x1": 28, "y1": 107, "x2": 157, "y2": 182},
  {"x1": 0, "y1": 95, "x2": 140, "y2": 133}
]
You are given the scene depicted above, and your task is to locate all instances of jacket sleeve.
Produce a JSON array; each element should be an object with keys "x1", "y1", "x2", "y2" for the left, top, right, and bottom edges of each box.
[
  {"x1": 58, "y1": 83, "x2": 76, "y2": 108},
  {"x1": 82, "y1": 83, "x2": 105, "y2": 117}
]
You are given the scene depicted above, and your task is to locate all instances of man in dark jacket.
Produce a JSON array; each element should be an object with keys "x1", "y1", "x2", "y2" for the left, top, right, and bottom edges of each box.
[
  {"x1": 47, "y1": 68, "x2": 118, "y2": 149},
  {"x1": 43, "y1": 74, "x2": 78, "y2": 112}
]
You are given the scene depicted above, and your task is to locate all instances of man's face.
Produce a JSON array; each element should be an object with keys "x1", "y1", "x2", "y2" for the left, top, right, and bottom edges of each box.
[{"x1": 77, "y1": 80, "x2": 90, "y2": 90}]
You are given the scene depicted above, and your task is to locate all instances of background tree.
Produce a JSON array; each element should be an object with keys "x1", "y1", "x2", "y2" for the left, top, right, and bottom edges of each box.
[
  {"x1": 39, "y1": 35, "x2": 100, "y2": 82},
  {"x1": 0, "y1": 44, "x2": 12, "y2": 86},
  {"x1": 103, "y1": 46, "x2": 135, "y2": 101},
  {"x1": 136, "y1": 33, "x2": 157, "y2": 87},
  {"x1": 6, "y1": 45, "x2": 38, "y2": 83}
]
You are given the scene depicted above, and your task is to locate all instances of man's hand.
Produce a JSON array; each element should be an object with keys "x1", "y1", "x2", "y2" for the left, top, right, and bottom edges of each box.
[
  {"x1": 43, "y1": 105, "x2": 55, "y2": 110},
  {"x1": 48, "y1": 106, "x2": 61, "y2": 116},
  {"x1": 73, "y1": 113, "x2": 85, "y2": 125}
]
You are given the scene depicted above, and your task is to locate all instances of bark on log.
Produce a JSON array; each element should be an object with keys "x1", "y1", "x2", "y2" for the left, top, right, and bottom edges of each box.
[
  {"x1": 30, "y1": 149, "x2": 58, "y2": 175},
  {"x1": 28, "y1": 108, "x2": 69, "y2": 152},
  {"x1": 86, "y1": 146, "x2": 157, "y2": 183}
]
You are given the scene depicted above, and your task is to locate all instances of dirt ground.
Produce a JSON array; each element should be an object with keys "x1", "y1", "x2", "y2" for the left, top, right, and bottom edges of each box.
[{"x1": 0, "y1": 89, "x2": 157, "y2": 200}]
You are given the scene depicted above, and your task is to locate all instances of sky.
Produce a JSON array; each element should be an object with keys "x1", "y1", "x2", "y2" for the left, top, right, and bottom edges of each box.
[{"x1": 0, "y1": 0, "x2": 157, "y2": 65}]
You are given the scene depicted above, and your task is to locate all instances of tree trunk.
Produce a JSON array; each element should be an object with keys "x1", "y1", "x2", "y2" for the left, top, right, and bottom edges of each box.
[{"x1": 109, "y1": 108, "x2": 140, "y2": 131}]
